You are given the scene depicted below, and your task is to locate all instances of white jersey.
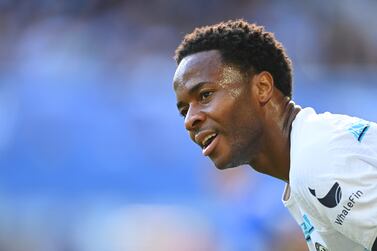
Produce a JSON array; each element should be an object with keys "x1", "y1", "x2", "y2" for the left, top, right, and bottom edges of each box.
[{"x1": 283, "y1": 107, "x2": 377, "y2": 251}]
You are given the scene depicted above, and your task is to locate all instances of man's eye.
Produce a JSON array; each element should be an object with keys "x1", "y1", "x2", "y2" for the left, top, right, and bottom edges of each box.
[{"x1": 200, "y1": 91, "x2": 213, "y2": 100}]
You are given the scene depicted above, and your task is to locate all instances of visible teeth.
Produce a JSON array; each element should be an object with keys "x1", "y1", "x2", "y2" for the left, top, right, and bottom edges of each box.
[{"x1": 202, "y1": 133, "x2": 216, "y2": 147}]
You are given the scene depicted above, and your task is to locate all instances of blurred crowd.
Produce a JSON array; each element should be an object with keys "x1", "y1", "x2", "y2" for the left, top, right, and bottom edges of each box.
[{"x1": 0, "y1": 0, "x2": 376, "y2": 250}]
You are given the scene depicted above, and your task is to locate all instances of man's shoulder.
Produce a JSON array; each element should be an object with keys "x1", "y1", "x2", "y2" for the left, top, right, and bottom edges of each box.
[
  {"x1": 291, "y1": 107, "x2": 365, "y2": 144},
  {"x1": 289, "y1": 107, "x2": 377, "y2": 196},
  {"x1": 290, "y1": 107, "x2": 375, "y2": 165}
]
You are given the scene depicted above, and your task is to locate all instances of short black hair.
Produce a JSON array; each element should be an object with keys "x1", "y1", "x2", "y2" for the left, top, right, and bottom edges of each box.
[{"x1": 174, "y1": 19, "x2": 293, "y2": 98}]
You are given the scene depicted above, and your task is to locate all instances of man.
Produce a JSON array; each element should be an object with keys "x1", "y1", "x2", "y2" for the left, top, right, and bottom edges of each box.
[{"x1": 172, "y1": 19, "x2": 377, "y2": 251}]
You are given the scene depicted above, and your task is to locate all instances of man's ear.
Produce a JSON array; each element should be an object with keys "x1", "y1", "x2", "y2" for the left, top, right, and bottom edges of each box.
[{"x1": 252, "y1": 71, "x2": 274, "y2": 104}]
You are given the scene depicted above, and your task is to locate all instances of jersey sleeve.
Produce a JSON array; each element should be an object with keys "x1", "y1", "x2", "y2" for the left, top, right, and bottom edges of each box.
[{"x1": 319, "y1": 120, "x2": 377, "y2": 250}]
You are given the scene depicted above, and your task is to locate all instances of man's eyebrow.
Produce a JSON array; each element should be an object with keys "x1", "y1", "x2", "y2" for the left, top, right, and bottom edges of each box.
[{"x1": 176, "y1": 81, "x2": 212, "y2": 109}]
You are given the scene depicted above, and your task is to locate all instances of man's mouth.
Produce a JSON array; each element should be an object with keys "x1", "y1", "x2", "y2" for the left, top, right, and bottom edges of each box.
[
  {"x1": 201, "y1": 133, "x2": 219, "y2": 156},
  {"x1": 201, "y1": 133, "x2": 217, "y2": 148}
]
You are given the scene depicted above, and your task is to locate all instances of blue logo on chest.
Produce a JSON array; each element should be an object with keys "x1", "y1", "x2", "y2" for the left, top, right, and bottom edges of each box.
[
  {"x1": 301, "y1": 214, "x2": 314, "y2": 242},
  {"x1": 348, "y1": 120, "x2": 370, "y2": 142}
]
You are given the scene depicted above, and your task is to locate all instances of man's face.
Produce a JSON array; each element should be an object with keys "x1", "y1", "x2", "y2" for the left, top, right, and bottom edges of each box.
[{"x1": 173, "y1": 50, "x2": 264, "y2": 169}]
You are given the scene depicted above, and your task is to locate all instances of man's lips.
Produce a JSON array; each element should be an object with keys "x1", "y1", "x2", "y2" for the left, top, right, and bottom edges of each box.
[
  {"x1": 202, "y1": 134, "x2": 219, "y2": 156},
  {"x1": 194, "y1": 130, "x2": 219, "y2": 156}
]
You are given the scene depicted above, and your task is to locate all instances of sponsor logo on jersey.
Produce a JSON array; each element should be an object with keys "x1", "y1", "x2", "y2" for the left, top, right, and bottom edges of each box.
[
  {"x1": 334, "y1": 190, "x2": 363, "y2": 225},
  {"x1": 348, "y1": 120, "x2": 370, "y2": 142},
  {"x1": 309, "y1": 182, "x2": 342, "y2": 208},
  {"x1": 315, "y1": 242, "x2": 329, "y2": 251},
  {"x1": 309, "y1": 183, "x2": 364, "y2": 225}
]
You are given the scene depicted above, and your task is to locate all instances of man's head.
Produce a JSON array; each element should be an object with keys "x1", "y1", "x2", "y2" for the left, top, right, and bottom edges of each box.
[{"x1": 173, "y1": 20, "x2": 293, "y2": 170}]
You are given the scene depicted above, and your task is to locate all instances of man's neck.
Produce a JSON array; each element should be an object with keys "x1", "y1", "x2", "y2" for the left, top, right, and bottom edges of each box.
[{"x1": 250, "y1": 97, "x2": 301, "y2": 182}]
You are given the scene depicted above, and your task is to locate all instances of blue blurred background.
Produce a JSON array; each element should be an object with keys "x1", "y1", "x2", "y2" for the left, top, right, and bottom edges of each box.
[{"x1": 0, "y1": 1, "x2": 376, "y2": 250}]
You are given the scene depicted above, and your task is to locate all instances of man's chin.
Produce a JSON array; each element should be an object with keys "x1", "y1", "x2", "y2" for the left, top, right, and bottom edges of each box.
[{"x1": 211, "y1": 157, "x2": 244, "y2": 170}]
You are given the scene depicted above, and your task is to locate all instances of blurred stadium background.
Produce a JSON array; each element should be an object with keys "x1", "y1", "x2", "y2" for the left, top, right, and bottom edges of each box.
[{"x1": 0, "y1": 0, "x2": 376, "y2": 250}]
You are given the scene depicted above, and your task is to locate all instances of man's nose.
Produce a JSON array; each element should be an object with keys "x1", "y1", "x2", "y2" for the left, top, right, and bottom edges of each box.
[{"x1": 184, "y1": 106, "x2": 206, "y2": 131}]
